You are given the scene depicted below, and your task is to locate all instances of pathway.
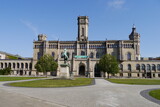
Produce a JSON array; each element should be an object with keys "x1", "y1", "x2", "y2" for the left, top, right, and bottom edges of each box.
[{"x1": 0, "y1": 79, "x2": 160, "y2": 107}]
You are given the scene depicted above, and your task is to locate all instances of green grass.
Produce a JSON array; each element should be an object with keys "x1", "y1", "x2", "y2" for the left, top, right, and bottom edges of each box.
[
  {"x1": 106, "y1": 79, "x2": 160, "y2": 85},
  {"x1": 9, "y1": 78, "x2": 93, "y2": 87},
  {"x1": 0, "y1": 77, "x2": 45, "y2": 81},
  {"x1": 149, "y1": 89, "x2": 160, "y2": 100}
]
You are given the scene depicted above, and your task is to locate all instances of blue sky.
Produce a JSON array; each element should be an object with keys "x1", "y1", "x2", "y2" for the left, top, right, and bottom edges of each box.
[{"x1": 0, "y1": 0, "x2": 160, "y2": 57}]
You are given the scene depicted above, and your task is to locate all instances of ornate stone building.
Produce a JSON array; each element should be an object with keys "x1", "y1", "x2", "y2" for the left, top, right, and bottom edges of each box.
[
  {"x1": 32, "y1": 16, "x2": 160, "y2": 78},
  {"x1": 0, "y1": 16, "x2": 160, "y2": 78}
]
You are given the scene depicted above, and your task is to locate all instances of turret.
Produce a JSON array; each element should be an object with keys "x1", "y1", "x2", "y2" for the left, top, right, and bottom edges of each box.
[
  {"x1": 129, "y1": 25, "x2": 140, "y2": 41},
  {"x1": 38, "y1": 34, "x2": 47, "y2": 41}
]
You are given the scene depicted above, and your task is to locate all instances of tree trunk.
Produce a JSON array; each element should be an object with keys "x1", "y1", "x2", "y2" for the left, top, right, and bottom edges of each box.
[
  {"x1": 45, "y1": 71, "x2": 47, "y2": 77},
  {"x1": 107, "y1": 73, "x2": 109, "y2": 79}
]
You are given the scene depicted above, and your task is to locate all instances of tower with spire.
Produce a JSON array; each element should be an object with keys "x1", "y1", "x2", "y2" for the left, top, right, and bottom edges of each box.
[{"x1": 129, "y1": 24, "x2": 140, "y2": 60}]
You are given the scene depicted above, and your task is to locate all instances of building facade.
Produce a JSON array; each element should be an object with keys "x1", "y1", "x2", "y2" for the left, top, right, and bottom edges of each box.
[{"x1": 0, "y1": 16, "x2": 160, "y2": 78}]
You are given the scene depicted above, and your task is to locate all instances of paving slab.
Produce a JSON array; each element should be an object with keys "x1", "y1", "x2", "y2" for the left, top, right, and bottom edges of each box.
[{"x1": 0, "y1": 79, "x2": 160, "y2": 107}]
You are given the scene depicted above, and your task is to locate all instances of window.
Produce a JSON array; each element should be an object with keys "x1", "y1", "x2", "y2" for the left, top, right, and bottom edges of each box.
[
  {"x1": 8, "y1": 63, "x2": 11, "y2": 68},
  {"x1": 147, "y1": 64, "x2": 151, "y2": 71},
  {"x1": 13, "y1": 63, "x2": 15, "y2": 69},
  {"x1": 96, "y1": 52, "x2": 100, "y2": 58},
  {"x1": 142, "y1": 64, "x2": 145, "y2": 70},
  {"x1": 21, "y1": 63, "x2": 24, "y2": 69},
  {"x1": 37, "y1": 52, "x2": 41, "y2": 60},
  {"x1": 128, "y1": 64, "x2": 131, "y2": 71},
  {"x1": 5, "y1": 63, "x2": 7, "y2": 68},
  {"x1": 127, "y1": 52, "x2": 131, "y2": 60},
  {"x1": 25, "y1": 63, "x2": 28, "y2": 69},
  {"x1": 29, "y1": 63, "x2": 32, "y2": 69},
  {"x1": 90, "y1": 52, "x2": 94, "y2": 58},
  {"x1": 157, "y1": 64, "x2": 160, "y2": 71},
  {"x1": 82, "y1": 28, "x2": 84, "y2": 36},
  {"x1": 152, "y1": 64, "x2": 156, "y2": 71},
  {"x1": 72, "y1": 52, "x2": 75, "y2": 57},
  {"x1": 17, "y1": 63, "x2": 20, "y2": 68},
  {"x1": 52, "y1": 52, "x2": 55, "y2": 57},
  {"x1": 136, "y1": 64, "x2": 140, "y2": 71},
  {"x1": 81, "y1": 51, "x2": 85, "y2": 55},
  {"x1": 1, "y1": 63, "x2": 3, "y2": 68},
  {"x1": 120, "y1": 64, "x2": 123, "y2": 71}
]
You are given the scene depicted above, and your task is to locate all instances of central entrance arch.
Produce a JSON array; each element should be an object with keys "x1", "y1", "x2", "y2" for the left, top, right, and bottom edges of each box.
[
  {"x1": 94, "y1": 63, "x2": 101, "y2": 77},
  {"x1": 79, "y1": 64, "x2": 85, "y2": 76}
]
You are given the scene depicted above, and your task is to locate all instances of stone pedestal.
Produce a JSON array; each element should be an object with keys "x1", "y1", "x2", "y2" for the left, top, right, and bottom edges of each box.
[{"x1": 59, "y1": 64, "x2": 70, "y2": 78}]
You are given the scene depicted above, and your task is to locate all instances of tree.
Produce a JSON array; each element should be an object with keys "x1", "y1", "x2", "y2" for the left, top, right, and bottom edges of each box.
[
  {"x1": 35, "y1": 54, "x2": 58, "y2": 77},
  {"x1": 99, "y1": 54, "x2": 119, "y2": 78},
  {"x1": 0, "y1": 67, "x2": 11, "y2": 75}
]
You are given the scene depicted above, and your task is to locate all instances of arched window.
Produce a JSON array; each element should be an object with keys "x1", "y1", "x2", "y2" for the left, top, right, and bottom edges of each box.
[
  {"x1": 120, "y1": 64, "x2": 123, "y2": 71},
  {"x1": 142, "y1": 64, "x2": 145, "y2": 70},
  {"x1": 52, "y1": 52, "x2": 55, "y2": 57},
  {"x1": 8, "y1": 63, "x2": 11, "y2": 68},
  {"x1": 128, "y1": 64, "x2": 131, "y2": 71},
  {"x1": 13, "y1": 63, "x2": 15, "y2": 69},
  {"x1": 67, "y1": 52, "x2": 70, "y2": 58},
  {"x1": 136, "y1": 64, "x2": 140, "y2": 71},
  {"x1": 127, "y1": 52, "x2": 131, "y2": 60},
  {"x1": 21, "y1": 63, "x2": 24, "y2": 69},
  {"x1": 25, "y1": 63, "x2": 28, "y2": 69},
  {"x1": 81, "y1": 51, "x2": 85, "y2": 55},
  {"x1": 90, "y1": 52, "x2": 94, "y2": 58},
  {"x1": 147, "y1": 64, "x2": 151, "y2": 71},
  {"x1": 1, "y1": 63, "x2": 3, "y2": 68},
  {"x1": 96, "y1": 52, "x2": 100, "y2": 58},
  {"x1": 157, "y1": 64, "x2": 160, "y2": 71},
  {"x1": 17, "y1": 63, "x2": 20, "y2": 68},
  {"x1": 152, "y1": 64, "x2": 156, "y2": 71},
  {"x1": 5, "y1": 63, "x2": 7, "y2": 68},
  {"x1": 29, "y1": 63, "x2": 32, "y2": 69}
]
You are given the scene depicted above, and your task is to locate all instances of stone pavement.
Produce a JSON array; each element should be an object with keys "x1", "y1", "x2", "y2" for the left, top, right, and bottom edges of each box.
[{"x1": 0, "y1": 79, "x2": 160, "y2": 107}]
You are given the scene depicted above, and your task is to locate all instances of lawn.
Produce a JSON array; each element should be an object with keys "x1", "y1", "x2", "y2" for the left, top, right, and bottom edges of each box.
[
  {"x1": 149, "y1": 89, "x2": 160, "y2": 100},
  {"x1": 106, "y1": 79, "x2": 160, "y2": 85},
  {"x1": 0, "y1": 77, "x2": 45, "y2": 81},
  {"x1": 9, "y1": 78, "x2": 93, "y2": 87}
]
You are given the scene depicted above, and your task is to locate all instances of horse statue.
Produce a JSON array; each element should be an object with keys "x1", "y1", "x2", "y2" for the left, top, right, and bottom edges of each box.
[{"x1": 62, "y1": 48, "x2": 68, "y2": 64}]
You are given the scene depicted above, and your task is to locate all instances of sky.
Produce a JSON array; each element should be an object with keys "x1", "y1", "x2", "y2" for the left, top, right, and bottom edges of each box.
[{"x1": 0, "y1": 0, "x2": 160, "y2": 57}]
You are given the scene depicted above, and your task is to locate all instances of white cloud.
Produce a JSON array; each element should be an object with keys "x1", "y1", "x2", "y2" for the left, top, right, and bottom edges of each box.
[
  {"x1": 20, "y1": 19, "x2": 38, "y2": 36},
  {"x1": 107, "y1": 0, "x2": 125, "y2": 9}
]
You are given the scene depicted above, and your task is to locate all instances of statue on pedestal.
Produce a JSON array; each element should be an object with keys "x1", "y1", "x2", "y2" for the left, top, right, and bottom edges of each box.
[
  {"x1": 59, "y1": 48, "x2": 70, "y2": 79},
  {"x1": 62, "y1": 49, "x2": 68, "y2": 64}
]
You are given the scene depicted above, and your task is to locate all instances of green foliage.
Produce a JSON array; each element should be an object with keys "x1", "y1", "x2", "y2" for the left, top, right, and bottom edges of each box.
[
  {"x1": 9, "y1": 78, "x2": 93, "y2": 87},
  {"x1": 6, "y1": 55, "x2": 19, "y2": 59},
  {"x1": 35, "y1": 54, "x2": 58, "y2": 76},
  {"x1": 107, "y1": 79, "x2": 160, "y2": 85},
  {"x1": 149, "y1": 89, "x2": 160, "y2": 100},
  {"x1": 99, "y1": 54, "x2": 119, "y2": 78},
  {"x1": 0, "y1": 67, "x2": 11, "y2": 75}
]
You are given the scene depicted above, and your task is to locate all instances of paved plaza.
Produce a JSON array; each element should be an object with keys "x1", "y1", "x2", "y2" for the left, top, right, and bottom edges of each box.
[{"x1": 0, "y1": 79, "x2": 160, "y2": 107}]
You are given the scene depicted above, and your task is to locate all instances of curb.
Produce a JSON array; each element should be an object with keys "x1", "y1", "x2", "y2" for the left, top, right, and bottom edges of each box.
[{"x1": 140, "y1": 88, "x2": 160, "y2": 105}]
